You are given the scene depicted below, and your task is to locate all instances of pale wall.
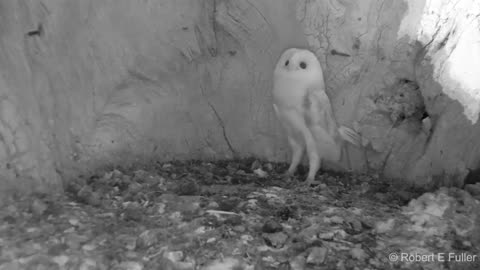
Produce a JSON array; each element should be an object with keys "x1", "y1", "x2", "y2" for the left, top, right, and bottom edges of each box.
[{"x1": 0, "y1": 0, "x2": 479, "y2": 199}]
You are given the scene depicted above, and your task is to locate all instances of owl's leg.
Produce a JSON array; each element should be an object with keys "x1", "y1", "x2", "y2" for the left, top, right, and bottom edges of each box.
[
  {"x1": 286, "y1": 136, "x2": 304, "y2": 176},
  {"x1": 280, "y1": 110, "x2": 320, "y2": 184},
  {"x1": 303, "y1": 131, "x2": 320, "y2": 184}
]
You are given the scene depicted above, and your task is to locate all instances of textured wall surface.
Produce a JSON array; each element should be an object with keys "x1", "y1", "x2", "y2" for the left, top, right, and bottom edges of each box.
[{"x1": 0, "y1": 0, "x2": 479, "y2": 199}]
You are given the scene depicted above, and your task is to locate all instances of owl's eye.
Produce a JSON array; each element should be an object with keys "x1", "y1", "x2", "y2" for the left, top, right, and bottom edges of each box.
[
  {"x1": 285, "y1": 60, "x2": 289, "y2": 66},
  {"x1": 300, "y1": 62, "x2": 307, "y2": 69}
]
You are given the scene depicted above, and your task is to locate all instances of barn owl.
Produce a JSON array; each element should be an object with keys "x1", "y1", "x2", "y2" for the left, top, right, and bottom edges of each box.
[{"x1": 272, "y1": 48, "x2": 361, "y2": 184}]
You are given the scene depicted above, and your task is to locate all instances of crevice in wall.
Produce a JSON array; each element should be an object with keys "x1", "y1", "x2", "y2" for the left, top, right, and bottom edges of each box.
[
  {"x1": 207, "y1": 101, "x2": 237, "y2": 157},
  {"x1": 372, "y1": 78, "x2": 426, "y2": 131}
]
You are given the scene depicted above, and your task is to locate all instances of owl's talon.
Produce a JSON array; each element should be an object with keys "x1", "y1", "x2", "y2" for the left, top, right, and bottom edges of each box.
[{"x1": 302, "y1": 177, "x2": 319, "y2": 186}]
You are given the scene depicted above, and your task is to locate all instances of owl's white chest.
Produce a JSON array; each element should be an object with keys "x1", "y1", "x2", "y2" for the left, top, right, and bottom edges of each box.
[{"x1": 272, "y1": 73, "x2": 311, "y2": 110}]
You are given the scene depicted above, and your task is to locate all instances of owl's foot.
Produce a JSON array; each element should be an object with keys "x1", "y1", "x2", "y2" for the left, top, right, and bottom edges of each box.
[{"x1": 302, "y1": 176, "x2": 320, "y2": 187}]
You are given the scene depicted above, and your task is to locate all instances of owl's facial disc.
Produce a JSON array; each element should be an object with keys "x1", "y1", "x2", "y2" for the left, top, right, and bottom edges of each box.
[
  {"x1": 275, "y1": 48, "x2": 320, "y2": 75},
  {"x1": 287, "y1": 55, "x2": 310, "y2": 72}
]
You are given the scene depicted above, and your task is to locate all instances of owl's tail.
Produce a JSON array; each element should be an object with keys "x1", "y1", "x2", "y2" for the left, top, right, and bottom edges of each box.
[{"x1": 338, "y1": 126, "x2": 361, "y2": 147}]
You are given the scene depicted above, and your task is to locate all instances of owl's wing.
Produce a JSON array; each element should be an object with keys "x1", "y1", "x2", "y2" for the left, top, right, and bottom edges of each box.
[
  {"x1": 303, "y1": 86, "x2": 343, "y2": 161},
  {"x1": 304, "y1": 87, "x2": 338, "y2": 137},
  {"x1": 305, "y1": 87, "x2": 362, "y2": 147}
]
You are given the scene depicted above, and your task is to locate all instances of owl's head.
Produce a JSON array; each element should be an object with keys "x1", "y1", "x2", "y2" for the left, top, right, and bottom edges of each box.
[{"x1": 274, "y1": 48, "x2": 323, "y2": 79}]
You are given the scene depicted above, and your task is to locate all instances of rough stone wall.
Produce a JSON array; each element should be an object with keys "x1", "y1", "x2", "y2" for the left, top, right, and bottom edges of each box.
[
  {"x1": 0, "y1": 0, "x2": 479, "y2": 199},
  {"x1": 0, "y1": 0, "x2": 307, "y2": 199},
  {"x1": 292, "y1": 0, "x2": 480, "y2": 187},
  {"x1": 401, "y1": 0, "x2": 480, "y2": 187}
]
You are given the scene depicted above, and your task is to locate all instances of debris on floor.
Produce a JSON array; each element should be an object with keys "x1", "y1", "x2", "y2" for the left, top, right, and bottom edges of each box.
[{"x1": 0, "y1": 159, "x2": 479, "y2": 270}]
